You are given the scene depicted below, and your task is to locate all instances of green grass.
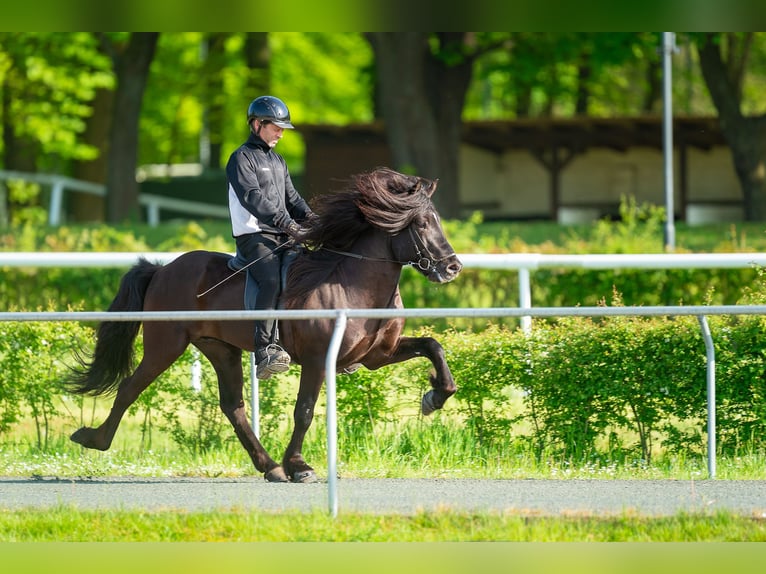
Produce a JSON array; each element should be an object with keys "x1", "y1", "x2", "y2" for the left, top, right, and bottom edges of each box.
[
  {"x1": 2, "y1": 417, "x2": 766, "y2": 481},
  {"x1": 0, "y1": 506, "x2": 765, "y2": 542},
  {"x1": 4, "y1": 218, "x2": 766, "y2": 548}
]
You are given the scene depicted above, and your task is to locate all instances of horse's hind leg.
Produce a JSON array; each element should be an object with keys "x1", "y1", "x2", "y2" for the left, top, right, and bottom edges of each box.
[
  {"x1": 71, "y1": 325, "x2": 188, "y2": 451},
  {"x1": 195, "y1": 339, "x2": 287, "y2": 483}
]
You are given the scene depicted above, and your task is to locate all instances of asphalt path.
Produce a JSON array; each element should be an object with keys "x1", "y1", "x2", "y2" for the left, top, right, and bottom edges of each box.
[{"x1": 2, "y1": 476, "x2": 766, "y2": 516}]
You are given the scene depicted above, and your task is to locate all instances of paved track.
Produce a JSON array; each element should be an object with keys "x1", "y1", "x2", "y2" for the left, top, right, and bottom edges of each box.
[{"x1": 2, "y1": 476, "x2": 766, "y2": 516}]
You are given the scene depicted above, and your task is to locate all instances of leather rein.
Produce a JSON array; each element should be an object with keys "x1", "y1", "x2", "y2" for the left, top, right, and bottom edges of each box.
[
  {"x1": 320, "y1": 226, "x2": 455, "y2": 274},
  {"x1": 197, "y1": 226, "x2": 454, "y2": 299}
]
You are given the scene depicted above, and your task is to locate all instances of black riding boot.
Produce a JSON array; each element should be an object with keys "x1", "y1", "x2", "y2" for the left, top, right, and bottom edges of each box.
[{"x1": 254, "y1": 321, "x2": 290, "y2": 380}]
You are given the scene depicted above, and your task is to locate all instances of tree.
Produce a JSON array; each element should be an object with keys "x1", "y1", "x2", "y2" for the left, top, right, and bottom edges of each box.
[
  {"x1": 365, "y1": 33, "x2": 667, "y2": 218},
  {"x1": 269, "y1": 32, "x2": 374, "y2": 174},
  {"x1": 97, "y1": 32, "x2": 159, "y2": 223},
  {"x1": 0, "y1": 33, "x2": 111, "y2": 226},
  {"x1": 365, "y1": 33, "x2": 503, "y2": 218},
  {"x1": 243, "y1": 32, "x2": 270, "y2": 101},
  {"x1": 199, "y1": 33, "x2": 233, "y2": 170},
  {"x1": 696, "y1": 33, "x2": 766, "y2": 220}
]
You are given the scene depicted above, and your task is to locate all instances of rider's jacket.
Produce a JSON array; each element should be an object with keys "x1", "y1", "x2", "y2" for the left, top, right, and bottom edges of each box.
[{"x1": 226, "y1": 133, "x2": 312, "y2": 237}]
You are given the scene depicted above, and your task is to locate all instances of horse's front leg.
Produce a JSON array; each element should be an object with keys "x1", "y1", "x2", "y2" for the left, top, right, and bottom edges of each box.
[
  {"x1": 282, "y1": 363, "x2": 324, "y2": 483},
  {"x1": 195, "y1": 340, "x2": 287, "y2": 483},
  {"x1": 366, "y1": 336, "x2": 456, "y2": 416}
]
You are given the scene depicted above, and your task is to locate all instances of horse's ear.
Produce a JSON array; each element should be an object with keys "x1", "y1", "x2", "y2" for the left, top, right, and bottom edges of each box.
[
  {"x1": 413, "y1": 177, "x2": 437, "y2": 197},
  {"x1": 426, "y1": 178, "x2": 438, "y2": 198}
]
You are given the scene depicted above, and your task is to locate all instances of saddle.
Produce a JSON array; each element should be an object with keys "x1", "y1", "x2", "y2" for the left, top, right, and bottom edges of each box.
[{"x1": 226, "y1": 247, "x2": 300, "y2": 310}]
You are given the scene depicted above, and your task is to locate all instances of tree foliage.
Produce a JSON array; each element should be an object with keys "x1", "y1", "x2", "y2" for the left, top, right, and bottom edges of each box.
[
  {"x1": 3, "y1": 32, "x2": 766, "y2": 223},
  {"x1": 0, "y1": 33, "x2": 112, "y2": 225},
  {"x1": 0, "y1": 33, "x2": 113, "y2": 165}
]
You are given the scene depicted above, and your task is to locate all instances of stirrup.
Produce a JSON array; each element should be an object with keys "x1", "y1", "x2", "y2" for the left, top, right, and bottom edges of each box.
[{"x1": 255, "y1": 344, "x2": 291, "y2": 380}]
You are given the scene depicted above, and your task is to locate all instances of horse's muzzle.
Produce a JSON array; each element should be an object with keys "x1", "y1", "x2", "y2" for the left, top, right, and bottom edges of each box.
[{"x1": 432, "y1": 255, "x2": 463, "y2": 283}]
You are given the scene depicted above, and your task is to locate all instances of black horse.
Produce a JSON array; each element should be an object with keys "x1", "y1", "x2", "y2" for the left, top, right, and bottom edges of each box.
[{"x1": 66, "y1": 167, "x2": 463, "y2": 483}]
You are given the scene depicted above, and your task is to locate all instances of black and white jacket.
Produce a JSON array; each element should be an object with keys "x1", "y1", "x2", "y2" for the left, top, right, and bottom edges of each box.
[{"x1": 225, "y1": 133, "x2": 312, "y2": 237}]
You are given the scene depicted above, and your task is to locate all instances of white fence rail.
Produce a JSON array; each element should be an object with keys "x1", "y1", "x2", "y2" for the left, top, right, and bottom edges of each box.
[
  {"x1": 2, "y1": 304, "x2": 765, "y2": 516},
  {"x1": 3, "y1": 250, "x2": 765, "y2": 333},
  {"x1": 2, "y1": 251, "x2": 765, "y2": 515},
  {"x1": 0, "y1": 170, "x2": 228, "y2": 226}
]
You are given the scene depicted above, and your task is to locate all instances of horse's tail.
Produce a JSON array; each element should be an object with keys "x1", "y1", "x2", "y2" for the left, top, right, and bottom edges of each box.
[{"x1": 64, "y1": 257, "x2": 161, "y2": 397}]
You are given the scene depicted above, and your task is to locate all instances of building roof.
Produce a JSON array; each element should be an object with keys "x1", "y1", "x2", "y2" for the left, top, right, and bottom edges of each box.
[{"x1": 298, "y1": 116, "x2": 726, "y2": 154}]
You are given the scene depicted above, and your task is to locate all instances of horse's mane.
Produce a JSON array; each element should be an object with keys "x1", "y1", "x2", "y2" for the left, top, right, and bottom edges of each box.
[{"x1": 283, "y1": 167, "x2": 436, "y2": 301}]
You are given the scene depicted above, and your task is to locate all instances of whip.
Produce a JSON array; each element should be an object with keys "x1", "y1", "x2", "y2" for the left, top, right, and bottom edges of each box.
[{"x1": 196, "y1": 239, "x2": 292, "y2": 298}]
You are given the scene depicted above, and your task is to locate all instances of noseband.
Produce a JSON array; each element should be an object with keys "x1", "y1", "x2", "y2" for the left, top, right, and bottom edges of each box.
[{"x1": 406, "y1": 225, "x2": 455, "y2": 273}]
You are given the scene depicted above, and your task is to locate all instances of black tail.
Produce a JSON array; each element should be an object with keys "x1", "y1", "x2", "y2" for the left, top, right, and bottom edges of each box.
[{"x1": 64, "y1": 258, "x2": 161, "y2": 397}]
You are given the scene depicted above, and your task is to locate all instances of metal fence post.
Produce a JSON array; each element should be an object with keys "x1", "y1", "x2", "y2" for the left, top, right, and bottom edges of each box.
[
  {"x1": 697, "y1": 315, "x2": 716, "y2": 479},
  {"x1": 519, "y1": 267, "x2": 532, "y2": 333},
  {"x1": 49, "y1": 179, "x2": 64, "y2": 226},
  {"x1": 325, "y1": 311, "x2": 347, "y2": 517}
]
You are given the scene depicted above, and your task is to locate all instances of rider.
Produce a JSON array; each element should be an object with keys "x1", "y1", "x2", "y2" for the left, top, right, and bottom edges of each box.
[{"x1": 225, "y1": 95, "x2": 313, "y2": 380}]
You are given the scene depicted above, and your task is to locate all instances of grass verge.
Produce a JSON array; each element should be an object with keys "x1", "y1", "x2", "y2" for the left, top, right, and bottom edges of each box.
[{"x1": 1, "y1": 507, "x2": 765, "y2": 542}]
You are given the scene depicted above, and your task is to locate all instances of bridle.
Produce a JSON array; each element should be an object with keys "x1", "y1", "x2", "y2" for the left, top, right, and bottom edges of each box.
[
  {"x1": 320, "y1": 222, "x2": 456, "y2": 274},
  {"x1": 197, "y1": 221, "x2": 455, "y2": 298},
  {"x1": 405, "y1": 225, "x2": 455, "y2": 273}
]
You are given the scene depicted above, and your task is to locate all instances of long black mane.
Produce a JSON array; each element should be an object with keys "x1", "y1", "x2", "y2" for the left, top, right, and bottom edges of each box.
[{"x1": 284, "y1": 167, "x2": 436, "y2": 298}]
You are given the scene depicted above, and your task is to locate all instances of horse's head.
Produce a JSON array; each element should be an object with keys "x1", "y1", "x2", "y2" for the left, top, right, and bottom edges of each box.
[
  {"x1": 390, "y1": 176, "x2": 463, "y2": 284},
  {"x1": 301, "y1": 167, "x2": 462, "y2": 284}
]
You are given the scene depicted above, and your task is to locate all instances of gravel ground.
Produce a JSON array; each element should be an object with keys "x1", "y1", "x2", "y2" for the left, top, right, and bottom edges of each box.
[{"x1": 2, "y1": 476, "x2": 766, "y2": 516}]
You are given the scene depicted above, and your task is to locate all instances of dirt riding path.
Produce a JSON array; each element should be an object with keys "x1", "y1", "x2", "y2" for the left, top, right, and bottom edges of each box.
[{"x1": 2, "y1": 476, "x2": 766, "y2": 516}]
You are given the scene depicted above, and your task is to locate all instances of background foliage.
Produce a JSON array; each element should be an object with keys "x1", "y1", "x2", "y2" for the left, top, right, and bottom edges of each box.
[
  {"x1": 4, "y1": 32, "x2": 766, "y2": 225},
  {"x1": 2, "y1": 212, "x2": 766, "y2": 471}
]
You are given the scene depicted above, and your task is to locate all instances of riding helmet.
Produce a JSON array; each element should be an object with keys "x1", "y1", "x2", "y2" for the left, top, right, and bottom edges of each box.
[{"x1": 247, "y1": 96, "x2": 294, "y2": 129}]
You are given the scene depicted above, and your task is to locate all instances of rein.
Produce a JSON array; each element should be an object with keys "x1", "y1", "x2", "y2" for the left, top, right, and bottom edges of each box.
[
  {"x1": 197, "y1": 223, "x2": 455, "y2": 299},
  {"x1": 320, "y1": 226, "x2": 455, "y2": 273}
]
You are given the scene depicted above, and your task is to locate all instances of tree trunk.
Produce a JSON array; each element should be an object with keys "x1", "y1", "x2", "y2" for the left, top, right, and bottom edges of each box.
[
  {"x1": 101, "y1": 32, "x2": 159, "y2": 223},
  {"x1": 1, "y1": 64, "x2": 39, "y2": 226},
  {"x1": 366, "y1": 33, "x2": 474, "y2": 218},
  {"x1": 201, "y1": 33, "x2": 229, "y2": 170},
  {"x1": 575, "y1": 58, "x2": 591, "y2": 116},
  {"x1": 697, "y1": 34, "x2": 766, "y2": 220},
  {"x1": 71, "y1": 86, "x2": 113, "y2": 221},
  {"x1": 243, "y1": 33, "x2": 270, "y2": 98},
  {"x1": 641, "y1": 58, "x2": 661, "y2": 113}
]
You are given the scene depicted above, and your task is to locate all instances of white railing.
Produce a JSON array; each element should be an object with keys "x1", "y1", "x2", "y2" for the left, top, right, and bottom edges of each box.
[
  {"x1": 2, "y1": 304, "x2": 764, "y2": 516},
  {"x1": 2, "y1": 251, "x2": 765, "y2": 514},
  {"x1": 458, "y1": 252, "x2": 766, "y2": 332},
  {"x1": 3, "y1": 250, "x2": 765, "y2": 333},
  {"x1": 0, "y1": 170, "x2": 228, "y2": 226}
]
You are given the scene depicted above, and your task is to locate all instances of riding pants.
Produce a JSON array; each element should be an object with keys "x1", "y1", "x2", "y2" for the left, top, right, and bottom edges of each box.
[{"x1": 234, "y1": 231, "x2": 286, "y2": 350}]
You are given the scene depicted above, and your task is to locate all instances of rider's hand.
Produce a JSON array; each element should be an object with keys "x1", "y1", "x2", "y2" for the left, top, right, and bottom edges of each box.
[{"x1": 285, "y1": 221, "x2": 306, "y2": 241}]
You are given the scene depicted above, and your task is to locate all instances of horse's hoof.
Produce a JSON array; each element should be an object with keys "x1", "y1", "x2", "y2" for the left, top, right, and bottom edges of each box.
[
  {"x1": 421, "y1": 390, "x2": 437, "y2": 416},
  {"x1": 70, "y1": 427, "x2": 108, "y2": 451},
  {"x1": 292, "y1": 469, "x2": 318, "y2": 483},
  {"x1": 264, "y1": 467, "x2": 289, "y2": 483},
  {"x1": 342, "y1": 363, "x2": 362, "y2": 374},
  {"x1": 70, "y1": 427, "x2": 87, "y2": 445}
]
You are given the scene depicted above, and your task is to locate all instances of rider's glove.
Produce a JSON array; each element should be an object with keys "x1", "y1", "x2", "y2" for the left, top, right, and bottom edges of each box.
[{"x1": 285, "y1": 221, "x2": 306, "y2": 241}]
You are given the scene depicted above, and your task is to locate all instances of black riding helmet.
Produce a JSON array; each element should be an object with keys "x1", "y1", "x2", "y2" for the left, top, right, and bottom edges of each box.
[{"x1": 247, "y1": 96, "x2": 294, "y2": 130}]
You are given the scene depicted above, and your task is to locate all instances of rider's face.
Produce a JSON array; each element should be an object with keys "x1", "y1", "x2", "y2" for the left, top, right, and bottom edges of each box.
[{"x1": 256, "y1": 121, "x2": 284, "y2": 148}]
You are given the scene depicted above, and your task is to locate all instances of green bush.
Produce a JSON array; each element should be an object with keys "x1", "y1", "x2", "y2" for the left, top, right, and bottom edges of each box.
[
  {"x1": 0, "y1": 314, "x2": 93, "y2": 448},
  {"x1": 1, "y1": 309, "x2": 765, "y2": 465},
  {"x1": 2, "y1": 205, "x2": 766, "y2": 467},
  {"x1": 2, "y1": 207, "x2": 764, "y2": 331}
]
